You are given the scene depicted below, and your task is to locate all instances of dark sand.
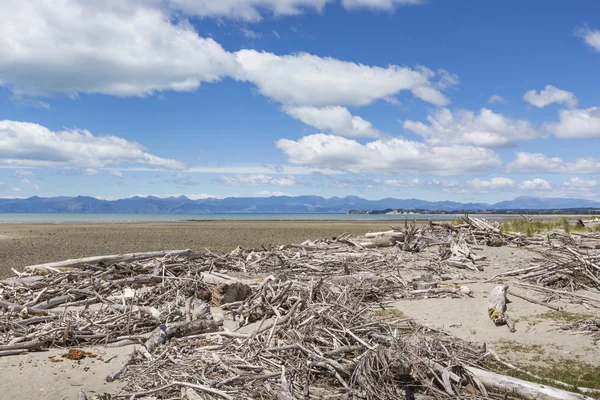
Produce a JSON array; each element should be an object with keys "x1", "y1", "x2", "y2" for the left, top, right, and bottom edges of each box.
[{"x1": 0, "y1": 221, "x2": 394, "y2": 278}]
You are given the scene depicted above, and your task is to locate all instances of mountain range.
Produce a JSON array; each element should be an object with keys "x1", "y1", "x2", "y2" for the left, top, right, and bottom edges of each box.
[{"x1": 0, "y1": 195, "x2": 599, "y2": 214}]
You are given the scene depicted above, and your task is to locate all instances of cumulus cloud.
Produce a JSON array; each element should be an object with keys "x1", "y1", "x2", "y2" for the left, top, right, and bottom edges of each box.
[
  {"x1": 523, "y1": 85, "x2": 578, "y2": 108},
  {"x1": 546, "y1": 107, "x2": 600, "y2": 138},
  {"x1": 109, "y1": 170, "x2": 124, "y2": 178},
  {"x1": 284, "y1": 106, "x2": 381, "y2": 137},
  {"x1": 219, "y1": 174, "x2": 297, "y2": 187},
  {"x1": 507, "y1": 152, "x2": 600, "y2": 174},
  {"x1": 169, "y1": 0, "x2": 423, "y2": 21},
  {"x1": 520, "y1": 178, "x2": 552, "y2": 191},
  {"x1": 384, "y1": 177, "x2": 555, "y2": 195},
  {"x1": 14, "y1": 170, "x2": 34, "y2": 179},
  {"x1": 560, "y1": 177, "x2": 598, "y2": 199},
  {"x1": 466, "y1": 177, "x2": 516, "y2": 192},
  {"x1": 0, "y1": 0, "x2": 237, "y2": 97},
  {"x1": 276, "y1": 134, "x2": 501, "y2": 175},
  {"x1": 188, "y1": 165, "x2": 343, "y2": 175},
  {"x1": 342, "y1": 0, "x2": 424, "y2": 10},
  {"x1": 19, "y1": 178, "x2": 41, "y2": 191},
  {"x1": 235, "y1": 50, "x2": 450, "y2": 107},
  {"x1": 0, "y1": 0, "x2": 448, "y2": 108},
  {"x1": 253, "y1": 190, "x2": 289, "y2": 197},
  {"x1": 384, "y1": 178, "x2": 463, "y2": 193},
  {"x1": 0, "y1": 120, "x2": 183, "y2": 170},
  {"x1": 241, "y1": 28, "x2": 263, "y2": 39},
  {"x1": 563, "y1": 177, "x2": 597, "y2": 190},
  {"x1": 576, "y1": 26, "x2": 600, "y2": 52},
  {"x1": 403, "y1": 108, "x2": 539, "y2": 148},
  {"x1": 167, "y1": 0, "x2": 331, "y2": 21},
  {"x1": 82, "y1": 168, "x2": 99, "y2": 176},
  {"x1": 488, "y1": 95, "x2": 507, "y2": 105}
]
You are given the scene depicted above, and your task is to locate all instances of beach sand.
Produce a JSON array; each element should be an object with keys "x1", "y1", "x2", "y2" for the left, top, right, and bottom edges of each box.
[{"x1": 0, "y1": 220, "x2": 394, "y2": 277}]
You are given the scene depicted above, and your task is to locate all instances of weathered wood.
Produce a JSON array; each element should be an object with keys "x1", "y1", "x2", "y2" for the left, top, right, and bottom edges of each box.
[
  {"x1": 465, "y1": 366, "x2": 593, "y2": 400},
  {"x1": 23, "y1": 249, "x2": 196, "y2": 272},
  {"x1": 488, "y1": 284, "x2": 508, "y2": 325}
]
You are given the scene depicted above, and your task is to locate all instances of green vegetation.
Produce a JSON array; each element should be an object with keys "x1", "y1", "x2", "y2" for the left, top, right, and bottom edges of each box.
[
  {"x1": 593, "y1": 224, "x2": 600, "y2": 232},
  {"x1": 490, "y1": 341, "x2": 600, "y2": 397},
  {"x1": 493, "y1": 359, "x2": 600, "y2": 397},
  {"x1": 502, "y1": 218, "x2": 588, "y2": 237},
  {"x1": 537, "y1": 310, "x2": 595, "y2": 323}
]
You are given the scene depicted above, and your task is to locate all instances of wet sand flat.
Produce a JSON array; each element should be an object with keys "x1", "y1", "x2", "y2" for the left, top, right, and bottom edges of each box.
[{"x1": 0, "y1": 220, "x2": 395, "y2": 277}]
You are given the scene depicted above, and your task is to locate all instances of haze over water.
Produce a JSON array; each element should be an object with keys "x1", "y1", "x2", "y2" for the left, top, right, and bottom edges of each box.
[{"x1": 0, "y1": 213, "x2": 465, "y2": 224}]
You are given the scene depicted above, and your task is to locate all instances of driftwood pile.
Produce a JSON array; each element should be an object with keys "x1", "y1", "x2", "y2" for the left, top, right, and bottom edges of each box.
[{"x1": 0, "y1": 218, "x2": 599, "y2": 399}]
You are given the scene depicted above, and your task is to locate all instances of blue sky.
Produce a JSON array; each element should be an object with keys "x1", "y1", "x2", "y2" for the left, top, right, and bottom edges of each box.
[{"x1": 1, "y1": 0, "x2": 600, "y2": 202}]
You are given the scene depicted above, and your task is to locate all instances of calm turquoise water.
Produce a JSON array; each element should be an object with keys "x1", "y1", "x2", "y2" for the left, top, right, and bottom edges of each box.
[{"x1": 0, "y1": 213, "x2": 467, "y2": 223}]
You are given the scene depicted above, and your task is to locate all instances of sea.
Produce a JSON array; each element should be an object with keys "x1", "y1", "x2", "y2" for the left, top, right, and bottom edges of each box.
[{"x1": 0, "y1": 213, "x2": 471, "y2": 224}]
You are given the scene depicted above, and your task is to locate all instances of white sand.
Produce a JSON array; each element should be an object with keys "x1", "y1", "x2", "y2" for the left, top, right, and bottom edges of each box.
[{"x1": 0, "y1": 345, "x2": 134, "y2": 400}]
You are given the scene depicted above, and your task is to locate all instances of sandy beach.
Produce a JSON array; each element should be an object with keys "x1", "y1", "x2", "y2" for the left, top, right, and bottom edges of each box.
[
  {"x1": 1, "y1": 219, "x2": 599, "y2": 399},
  {"x1": 0, "y1": 221, "x2": 395, "y2": 278}
]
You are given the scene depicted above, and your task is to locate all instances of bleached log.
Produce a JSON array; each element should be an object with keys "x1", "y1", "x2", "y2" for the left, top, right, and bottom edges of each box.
[
  {"x1": 465, "y1": 366, "x2": 593, "y2": 400},
  {"x1": 488, "y1": 284, "x2": 508, "y2": 325},
  {"x1": 23, "y1": 249, "x2": 196, "y2": 273},
  {"x1": 364, "y1": 230, "x2": 395, "y2": 238}
]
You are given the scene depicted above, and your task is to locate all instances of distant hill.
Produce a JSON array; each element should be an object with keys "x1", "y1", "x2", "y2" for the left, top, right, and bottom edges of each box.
[{"x1": 0, "y1": 195, "x2": 599, "y2": 214}]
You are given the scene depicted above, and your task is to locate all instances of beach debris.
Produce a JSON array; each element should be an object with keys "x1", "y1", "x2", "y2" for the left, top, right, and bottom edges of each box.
[
  {"x1": 0, "y1": 216, "x2": 599, "y2": 399},
  {"x1": 488, "y1": 284, "x2": 515, "y2": 332},
  {"x1": 488, "y1": 284, "x2": 509, "y2": 325}
]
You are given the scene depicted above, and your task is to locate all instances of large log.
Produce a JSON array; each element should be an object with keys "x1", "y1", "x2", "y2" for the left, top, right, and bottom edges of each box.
[
  {"x1": 23, "y1": 249, "x2": 197, "y2": 272},
  {"x1": 488, "y1": 284, "x2": 508, "y2": 325},
  {"x1": 465, "y1": 366, "x2": 593, "y2": 400}
]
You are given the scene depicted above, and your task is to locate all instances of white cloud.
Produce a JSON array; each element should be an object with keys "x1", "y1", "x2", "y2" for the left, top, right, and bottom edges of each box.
[
  {"x1": 167, "y1": 0, "x2": 331, "y2": 21},
  {"x1": 276, "y1": 133, "x2": 502, "y2": 175},
  {"x1": 488, "y1": 95, "x2": 507, "y2": 104},
  {"x1": 220, "y1": 174, "x2": 297, "y2": 187},
  {"x1": 20, "y1": 178, "x2": 41, "y2": 191},
  {"x1": 507, "y1": 152, "x2": 600, "y2": 174},
  {"x1": 0, "y1": 120, "x2": 183, "y2": 170},
  {"x1": 0, "y1": 0, "x2": 446, "y2": 108},
  {"x1": 467, "y1": 177, "x2": 516, "y2": 192},
  {"x1": 82, "y1": 168, "x2": 99, "y2": 176},
  {"x1": 169, "y1": 0, "x2": 424, "y2": 21},
  {"x1": 253, "y1": 190, "x2": 288, "y2": 197},
  {"x1": 14, "y1": 170, "x2": 34, "y2": 179},
  {"x1": 384, "y1": 178, "x2": 464, "y2": 194},
  {"x1": 284, "y1": 106, "x2": 381, "y2": 137},
  {"x1": 109, "y1": 170, "x2": 124, "y2": 178},
  {"x1": 520, "y1": 178, "x2": 552, "y2": 191},
  {"x1": 576, "y1": 26, "x2": 600, "y2": 52},
  {"x1": 235, "y1": 50, "x2": 450, "y2": 107},
  {"x1": 0, "y1": 0, "x2": 237, "y2": 97},
  {"x1": 547, "y1": 107, "x2": 600, "y2": 138},
  {"x1": 241, "y1": 28, "x2": 263, "y2": 39},
  {"x1": 342, "y1": 0, "x2": 424, "y2": 10},
  {"x1": 563, "y1": 177, "x2": 597, "y2": 190},
  {"x1": 523, "y1": 85, "x2": 578, "y2": 108},
  {"x1": 384, "y1": 176, "x2": 558, "y2": 195},
  {"x1": 187, "y1": 165, "x2": 343, "y2": 174},
  {"x1": 129, "y1": 193, "x2": 219, "y2": 200},
  {"x1": 403, "y1": 108, "x2": 539, "y2": 148}
]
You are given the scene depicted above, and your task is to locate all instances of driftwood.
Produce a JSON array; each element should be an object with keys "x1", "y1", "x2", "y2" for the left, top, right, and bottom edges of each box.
[
  {"x1": 488, "y1": 284, "x2": 508, "y2": 325},
  {"x1": 466, "y1": 366, "x2": 593, "y2": 400},
  {"x1": 1, "y1": 219, "x2": 597, "y2": 399},
  {"x1": 24, "y1": 249, "x2": 196, "y2": 272}
]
